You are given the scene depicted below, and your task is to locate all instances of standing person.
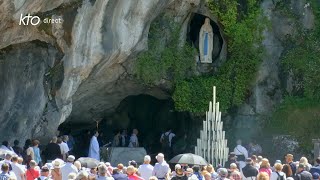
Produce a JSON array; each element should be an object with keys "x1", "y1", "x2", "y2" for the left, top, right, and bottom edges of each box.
[
  {"x1": 229, "y1": 163, "x2": 242, "y2": 180},
  {"x1": 0, "y1": 141, "x2": 14, "y2": 152},
  {"x1": 89, "y1": 131, "x2": 100, "y2": 161},
  {"x1": 294, "y1": 164, "x2": 312, "y2": 180},
  {"x1": 0, "y1": 164, "x2": 11, "y2": 180},
  {"x1": 127, "y1": 165, "x2": 143, "y2": 180},
  {"x1": 11, "y1": 156, "x2": 26, "y2": 180},
  {"x1": 185, "y1": 168, "x2": 198, "y2": 180},
  {"x1": 242, "y1": 158, "x2": 259, "y2": 180},
  {"x1": 282, "y1": 164, "x2": 293, "y2": 178},
  {"x1": 112, "y1": 131, "x2": 121, "y2": 147},
  {"x1": 128, "y1": 129, "x2": 139, "y2": 148},
  {"x1": 234, "y1": 140, "x2": 248, "y2": 171},
  {"x1": 152, "y1": 153, "x2": 170, "y2": 180},
  {"x1": 60, "y1": 136, "x2": 70, "y2": 161},
  {"x1": 310, "y1": 157, "x2": 320, "y2": 175},
  {"x1": 259, "y1": 159, "x2": 272, "y2": 177},
  {"x1": 171, "y1": 168, "x2": 187, "y2": 180},
  {"x1": 12, "y1": 140, "x2": 23, "y2": 157},
  {"x1": 160, "y1": 129, "x2": 175, "y2": 159},
  {"x1": 44, "y1": 137, "x2": 62, "y2": 163},
  {"x1": 61, "y1": 155, "x2": 78, "y2": 180},
  {"x1": 285, "y1": 154, "x2": 296, "y2": 175},
  {"x1": 97, "y1": 164, "x2": 114, "y2": 180},
  {"x1": 138, "y1": 155, "x2": 154, "y2": 180},
  {"x1": 32, "y1": 140, "x2": 42, "y2": 167},
  {"x1": 120, "y1": 130, "x2": 128, "y2": 147},
  {"x1": 112, "y1": 168, "x2": 128, "y2": 180},
  {"x1": 300, "y1": 157, "x2": 312, "y2": 172},
  {"x1": 206, "y1": 164, "x2": 219, "y2": 180},
  {"x1": 38, "y1": 166, "x2": 52, "y2": 180},
  {"x1": 270, "y1": 163, "x2": 286, "y2": 180},
  {"x1": 26, "y1": 160, "x2": 40, "y2": 180},
  {"x1": 217, "y1": 168, "x2": 230, "y2": 180},
  {"x1": 23, "y1": 139, "x2": 33, "y2": 166},
  {"x1": 51, "y1": 159, "x2": 62, "y2": 180},
  {"x1": 251, "y1": 155, "x2": 260, "y2": 170},
  {"x1": 225, "y1": 153, "x2": 239, "y2": 170}
]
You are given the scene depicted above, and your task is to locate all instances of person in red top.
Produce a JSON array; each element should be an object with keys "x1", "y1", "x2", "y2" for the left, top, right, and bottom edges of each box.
[
  {"x1": 26, "y1": 160, "x2": 40, "y2": 180},
  {"x1": 127, "y1": 165, "x2": 144, "y2": 180}
]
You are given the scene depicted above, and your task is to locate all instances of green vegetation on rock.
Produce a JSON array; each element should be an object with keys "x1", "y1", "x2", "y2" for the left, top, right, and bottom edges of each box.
[{"x1": 173, "y1": 0, "x2": 266, "y2": 112}]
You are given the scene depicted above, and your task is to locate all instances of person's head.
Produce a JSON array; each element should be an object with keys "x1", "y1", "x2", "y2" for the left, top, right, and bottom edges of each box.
[
  {"x1": 300, "y1": 157, "x2": 309, "y2": 165},
  {"x1": 218, "y1": 168, "x2": 228, "y2": 178},
  {"x1": 2, "y1": 141, "x2": 9, "y2": 147},
  {"x1": 117, "y1": 164, "x2": 124, "y2": 171},
  {"x1": 1, "y1": 163, "x2": 9, "y2": 173},
  {"x1": 229, "y1": 152, "x2": 237, "y2": 160},
  {"x1": 5, "y1": 153, "x2": 12, "y2": 161},
  {"x1": 129, "y1": 160, "x2": 137, "y2": 168},
  {"x1": 24, "y1": 139, "x2": 32, "y2": 148},
  {"x1": 144, "y1": 155, "x2": 151, "y2": 164},
  {"x1": 17, "y1": 157, "x2": 23, "y2": 164},
  {"x1": 251, "y1": 155, "x2": 257, "y2": 162},
  {"x1": 74, "y1": 161, "x2": 82, "y2": 171},
  {"x1": 156, "y1": 153, "x2": 164, "y2": 162},
  {"x1": 282, "y1": 164, "x2": 293, "y2": 177},
  {"x1": 298, "y1": 164, "x2": 306, "y2": 173},
  {"x1": 192, "y1": 166, "x2": 200, "y2": 172},
  {"x1": 274, "y1": 163, "x2": 283, "y2": 172},
  {"x1": 204, "y1": 172, "x2": 211, "y2": 180},
  {"x1": 316, "y1": 157, "x2": 320, "y2": 165},
  {"x1": 176, "y1": 168, "x2": 184, "y2": 176},
  {"x1": 53, "y1": 159, "x2": 62, "y2": 169},
  {"x1": 41, "y1": 166, "x2": 50, "y2": 177},
  {"x1": 90, "y1": 167, "x2": 97, "y2": 174},
  {"x1": 236, "y1": 139, "x2": 242, "y2": 145},
  {"x1": 29, "y1": 160, "x2": 37, "y2": 169},
  {"x1": 76, "y1": 171, "x2": 89, "y2": 180},
  {"x1": 11, "y1": 156, "x2": 18, "y2": 163},
  {"x1": 32, "y1": 139, "x2": 40, "y2": 147},
  {"x1": 94, "y1": 131, "x2": 99, "y2": 137},
  {"x1": 51, "y1": 136, "x2": 58, "y2": 143},
  {"x1": 246, "y1": 158, "x2": 253, "y2": 165},
  {"x1": 112, "y1": 168, "x2": 120, "y2": 175},
  {"x1": 230, "y1": 163, "x2": 238, "y2": 171},
  {"x1": 175, "y1": 164, "x2": 181, "y2": 171},
  {"x1": 57, "y1": 137, "x2": 63, "y2": 144},
  {"x1": 285, "y1": 154, "x2": 293, "y2": 163},
  {"x1": 63, "y1": 135, "x2": 69, "y2": 142},
  {"x1": 185, "y1": 168, "x2": 194, "y2": 176},
  {"x1": 13, "y1": 140, "x2": 19, "y2": 146},
  {"x1": 312, "y1": 173, "x2": 320, "y2": 180},
  {"x1": 67, "y1": 155, "x2": 75, "y2": 163},
  {"x1": 206, "y1": 164, "x2": 214, "y2": 173},
  {"x1": 257, "y1": 172, "x2": 269, "y2": 180},
  {"x1": 98, "y1": 164, "x2": 108, "y2": 176},
  {"x1": 260, "y1": 158, "x2": 270, "y2": 168},
  {"x1": 133, "y1": 129, "x2": 138, "y2": 135},
  {"x1": 68, "y1": 172, "x2": 77, "y2": 180},
  {"x1": 257, "y1": 156, "x2": 263, "y2": 163},
  {"x1": 126, "y1": 165, "x2": 135, "y2": 176}
]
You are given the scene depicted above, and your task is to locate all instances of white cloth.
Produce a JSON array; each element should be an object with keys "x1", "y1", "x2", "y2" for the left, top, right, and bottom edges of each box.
[
  {"x1": 11, "y1": 162, "x2": 24, "y2": 180},
  {"x1": 59, "y1": 142, "x2": 70, "y2": 155},
  {"x1": 61, "y1": 162, "x2": 78, "y2": 180},
  {"x1": 0, "y1": 146, "x2": 13, "y2": 152},
  {"x1": 160, "y1": 132, "x2": 176, "y2": 147},
  {"x1": 128, "y1": 134, "x2": 139, "y2": 148},
  {"x1": 0, "y1": 160, "x2": 12, "y2": 168},
  {"x1": 234, "y1": 145, "x2": 249, "y2": 170},
  {"x1": 88, "y1": 136, "x2": 100, "y2": 161},
  {"x1": 138, "y1": 164, "x2": 154, "y2": 180},
  {"x1": 270, "y1": 171, "x2": 286, "y2": 180},
  {"x1": 152, "y1": 161, "x2": 170, "y2": 179},
  {"x1": 96, "y1": 175, "x2": 114, "y2": 180},
  {"x1": 37, "y1": 176, "x2": 53, "y2": 180},
  {"x1": 187, "y1": 174, "x2": 198, "y2": 180}
]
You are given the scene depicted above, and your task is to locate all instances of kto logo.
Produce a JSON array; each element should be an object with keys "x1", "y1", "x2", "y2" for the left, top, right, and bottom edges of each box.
[{"x1": 19, "y1": 14, "x2": 41, "y2": 25}]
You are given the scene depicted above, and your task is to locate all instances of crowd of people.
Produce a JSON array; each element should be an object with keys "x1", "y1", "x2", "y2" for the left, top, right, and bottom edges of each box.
[{"x1": 0, "y1": 135, "x2": 319, "y2": 180}]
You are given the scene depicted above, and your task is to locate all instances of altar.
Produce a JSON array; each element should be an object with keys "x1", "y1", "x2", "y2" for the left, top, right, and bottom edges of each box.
[{"x1": 101, "y1": 147, "x2": 147, "y2": 165}]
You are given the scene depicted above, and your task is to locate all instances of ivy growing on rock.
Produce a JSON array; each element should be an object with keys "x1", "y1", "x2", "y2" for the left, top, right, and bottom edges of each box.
[{"x1": 173, "y1": 0, "x2": 266, "y2": 112}]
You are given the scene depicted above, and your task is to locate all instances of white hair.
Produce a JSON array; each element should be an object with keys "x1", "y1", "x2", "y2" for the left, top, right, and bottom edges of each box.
[{"x1": 144, "y1": 155, "x2": 151, "y2": 162}]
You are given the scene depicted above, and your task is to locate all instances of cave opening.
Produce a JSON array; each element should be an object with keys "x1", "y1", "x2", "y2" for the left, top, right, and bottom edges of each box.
[
  {"x1": 58, "y1": 94, "x2": 198, "y2": 158},
  {"x1": 187, "y1": 13, "x2": 223, "y2": 62}
]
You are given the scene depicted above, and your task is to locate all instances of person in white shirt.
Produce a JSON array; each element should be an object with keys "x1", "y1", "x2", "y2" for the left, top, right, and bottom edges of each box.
[
  {"x1": 61, "y1": 155, "x2": 78, "y2": 180},
  {"x1": 11, "y1": 156, "x2": 25, "y2": 180},
  {"x1": 0, "y1": 141, "x2": 14, "y2": 152},
  {"x1": 60, "y1": 136, "x2": 70, "y2": 161},
  {"x1": 138, "y1": 155, "x2": 154, "y2": 180},
  {"x1": 89, "y1": 131, "x2": 100, "y2": 161},
  {"x1": 128, "y1": 129, "x2": 139, "y2": 148},
  {"x1": 234, "y1": 139, "x2": 248, "y2": 171},
  {"x1": 270, "y1": 163, "x2": 286, "y2": 180},
  {"x1": 152, "y1": 153, "x2": 170, "y2": 180},
  {"x1": 38, "y1": 166, "x2": 52, "y2": 180}
]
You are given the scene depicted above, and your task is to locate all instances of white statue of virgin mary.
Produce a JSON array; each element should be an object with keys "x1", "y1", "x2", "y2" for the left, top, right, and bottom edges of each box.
[{"x1": 199, "y1": 18, "x2": 214, "y2": 63}]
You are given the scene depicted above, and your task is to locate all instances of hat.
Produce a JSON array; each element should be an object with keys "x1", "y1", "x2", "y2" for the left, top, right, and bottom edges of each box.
[
  {"x1": 175, "y1": 164, "x2": 181, "y2": 170},
  {"x1": 286, "y1": 154, "x2": 293, "y2": 158},
  {"x1": 257, "y1": 156, "x2": 263, "y2": 160},
  {"x1": 41, "y1": 166, "x2": 49, "y2": 172},
  {"x1": 186, "y1": 168, "x2": 193, "y2": 173},
  {"x1": 275, "y1": 160, "x2": 281, "y2": 164},
  {"x1": 229, "y1": 152, "x2": 237, "y2": 158},
  {"x1": 67, "y1": 155, "x2": 75, "y2": 162},
  {"x1": 52, "y1": 159, "x2": 63, "y2": 169},
  {"x1": 219, "y1": 168, "x2": 228, "y2": 177},
  {"x1": 313, "y1": 173, "x2": 320, "y2": 180}
]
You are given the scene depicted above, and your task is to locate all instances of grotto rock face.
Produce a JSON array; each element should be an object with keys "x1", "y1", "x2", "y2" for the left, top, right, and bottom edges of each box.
[{"x1": 0, "y1": 0, "x2": 224, "y2": 142}]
